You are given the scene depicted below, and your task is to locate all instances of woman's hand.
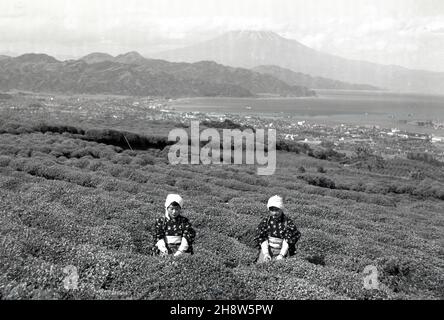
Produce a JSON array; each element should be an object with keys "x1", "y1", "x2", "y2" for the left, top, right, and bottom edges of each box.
[{"x1": 156, "y1": 239, "x2": 169, "y2": 255}]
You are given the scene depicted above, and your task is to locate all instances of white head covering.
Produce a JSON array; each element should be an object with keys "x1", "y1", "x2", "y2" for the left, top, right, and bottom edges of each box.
[
  {"x1": 164, "y1": 194, "x2": 184, "y2": 219},
  {"x1": 267, "y1": 195, "x2": 284, "y2": 210}
]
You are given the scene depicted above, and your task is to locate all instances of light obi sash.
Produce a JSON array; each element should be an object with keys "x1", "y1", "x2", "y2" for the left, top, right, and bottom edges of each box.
[
  {"x1": 165, "y1": 235, "x2": 182, "y2": 245},
  {"x1": 268, "y1": 236, "x2": 283, "y2": 249}
]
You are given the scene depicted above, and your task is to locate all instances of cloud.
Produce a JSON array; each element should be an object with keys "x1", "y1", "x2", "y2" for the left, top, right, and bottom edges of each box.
[
  {"x1": 427, "y1": 20, "x2": 444, "y2": 33},
  {"x1": 298, "y1": 33, "x2": 328, "y2": 50},
  {"x1": 355, "y1": 18, "x2": 398, "y2": 37}
]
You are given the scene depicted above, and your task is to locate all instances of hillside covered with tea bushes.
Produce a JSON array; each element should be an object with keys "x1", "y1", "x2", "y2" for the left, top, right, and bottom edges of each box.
[{"x1": 0, "y1": 122, "x2": 443, "y2": 300}]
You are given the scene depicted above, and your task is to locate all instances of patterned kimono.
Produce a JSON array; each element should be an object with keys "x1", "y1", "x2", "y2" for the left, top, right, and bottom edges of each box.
[
  {"x1": 255, "y1": 214, "x2": 301, "y2": 260},
  {"x1": 153, "y1": 215, "x2": 196, "y2": 254}
]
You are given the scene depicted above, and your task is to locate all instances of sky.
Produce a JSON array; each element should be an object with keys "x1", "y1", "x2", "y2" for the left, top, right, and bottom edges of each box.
[{"x1": 0, "y1": 0, "x2": 443, "y2": 72}]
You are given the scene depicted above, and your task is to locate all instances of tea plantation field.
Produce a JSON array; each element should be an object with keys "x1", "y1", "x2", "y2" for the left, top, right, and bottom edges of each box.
[{"x1": 0, "y1": 110, "x2": 443, "y2": 300}]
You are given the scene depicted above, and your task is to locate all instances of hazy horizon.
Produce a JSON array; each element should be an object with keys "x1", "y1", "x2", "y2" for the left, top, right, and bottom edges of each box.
[{"x1": 1, "y1": 0, "x2": 443, "y2": 72}]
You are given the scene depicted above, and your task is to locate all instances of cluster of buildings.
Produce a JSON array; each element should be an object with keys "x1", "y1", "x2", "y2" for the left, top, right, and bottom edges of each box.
[
  {"x1": 2, "y1": 93, "x2": 443, "y2": 163},
  {"x1": 156, "y1": 109, "x2": 444, "y2": 162}
]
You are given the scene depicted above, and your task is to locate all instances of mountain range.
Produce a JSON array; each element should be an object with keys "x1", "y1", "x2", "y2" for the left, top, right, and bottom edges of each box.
[
  {"x1": 152, "y1": 30, "x2": 444, "y2": 94},
  {"x1": 252, "y1": 65, "x2": 380, "y2": 90},
  {"x1": 2, "y1": 30, "x2": 442, "y2": 96},
  {"x1": 80, "y1": 51, "x2": 379, "y2": 91},
  {"x1": 0, "y1": 52, "x2": 315, "y2": 98}
]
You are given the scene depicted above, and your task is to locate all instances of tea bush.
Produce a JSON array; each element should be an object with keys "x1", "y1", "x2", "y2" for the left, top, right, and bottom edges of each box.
[{"x1": 298, "y1": 174, "x2": 336, "y2": 189}]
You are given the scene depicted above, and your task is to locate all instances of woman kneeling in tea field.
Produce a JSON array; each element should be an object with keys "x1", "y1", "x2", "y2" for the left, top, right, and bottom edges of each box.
[
  {"x1": 255, "y1": 195, "x2": 301, "y2": 263},
  {"x1": 153, "y1": 194, "x2": 196, "y2": 256}
]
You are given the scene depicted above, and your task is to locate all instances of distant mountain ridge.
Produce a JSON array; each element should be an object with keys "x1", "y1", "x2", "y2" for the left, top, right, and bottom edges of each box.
[
  {"x1": 253, "y1": 65, "x2": 381, "y2": 90},
  {"x1": 152, "y1": 30, "x2": 444, "y2": 94},
  {"x1": 80, "y1": 52, "x2": 114, "y2": 64},
  {"x1": 13, "y1": 53, "x2": 59, "y2": 64},
  {"x1": 114, "y1": 51, "x2": 148, "y2": 65},
  {"x1": 0, "y1": 52, "x2": 315, "y2": 98}
]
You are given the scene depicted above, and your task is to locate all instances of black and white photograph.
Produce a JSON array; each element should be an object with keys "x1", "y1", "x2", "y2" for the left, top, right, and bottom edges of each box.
[{"x1": 0, "y1": 0, "x2": 443, "y2": 305}]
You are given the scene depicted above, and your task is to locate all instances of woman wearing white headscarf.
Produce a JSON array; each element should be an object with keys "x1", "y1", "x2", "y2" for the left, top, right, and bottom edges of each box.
[
  {"x1": 255, "y1": 195, "x2": 301, "y2": 263},
  {"x1": 153, "y1": 194, "x2": 196, "y2": 256}
]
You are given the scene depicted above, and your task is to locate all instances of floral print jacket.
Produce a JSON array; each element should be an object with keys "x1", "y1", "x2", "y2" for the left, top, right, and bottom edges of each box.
[
  {"x1": 254, "y1": 214, "x2": 301, "y2": 256},
  {"x1": 153, "y1": 215, "x2": 196, "y2": 254}
]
